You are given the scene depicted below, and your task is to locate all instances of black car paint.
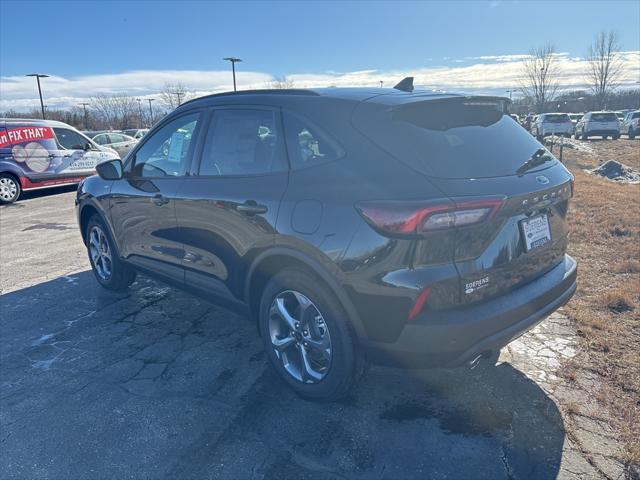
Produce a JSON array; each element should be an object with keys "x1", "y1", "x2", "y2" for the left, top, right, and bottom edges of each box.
[{"x1": 77, "y1": 88, "x2": 576, "y2": 367}]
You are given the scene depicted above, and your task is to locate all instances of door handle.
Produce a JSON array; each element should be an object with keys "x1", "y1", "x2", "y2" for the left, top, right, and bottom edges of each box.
[
  {"x1": 151, "y1": 194, "x2": 169, "y2": 206},
  {"x1": 236, "y1": 201, "x2": 268, "y2": 215}
]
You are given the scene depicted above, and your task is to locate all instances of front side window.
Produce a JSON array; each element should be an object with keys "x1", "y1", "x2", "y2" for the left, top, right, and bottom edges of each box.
[
  {"x1": 131, "y1": 112, "x2": 199, "y2": 177},
  {"x1": 199, "y1": 109, "x2": 286, "y2": 176},
  {"x1": 282, "y1": 112, "x2": 343, "y2": 169},
  {"x1": 93, "y1": 134, "x2": 108, "y2": 145},
  {"x1": 53, "y1": 127, "x2": 89, "y2": 150}
]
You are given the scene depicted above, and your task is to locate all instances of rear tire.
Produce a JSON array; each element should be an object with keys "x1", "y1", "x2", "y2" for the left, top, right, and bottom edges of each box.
[
  {"x1": 86, "y1": 215, "x2": 136, "y2": 291},
  {"x1": 258, "y1": 268, "x2": 364, "y2": 401},
  {"x1": 629, "y1": 128, "x2": 635, "y2": 140},
  {"x1": 582, "y1": 132, "x2": 589, "y2": 140},
  {"x1": 0, "y1": 173, "x2": 21, "y2": 204}
]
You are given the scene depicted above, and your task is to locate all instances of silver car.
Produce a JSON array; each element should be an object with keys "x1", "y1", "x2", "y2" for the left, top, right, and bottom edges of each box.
[
  {"x1": 531, "y1": 113, "x2": 573, "y2": 140},
  {"x1": 620, "y1": 111, "x2": 640, "y2": 139},
  {"x1": 574, "y1": 112, "x2": 620, "y2": 140},
  {"x1": 91, "y1": 132, "x2": 138, "y2": 158}
]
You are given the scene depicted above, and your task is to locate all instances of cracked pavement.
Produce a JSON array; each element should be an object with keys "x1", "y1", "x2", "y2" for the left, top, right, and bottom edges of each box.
[{"x1": 0, "y1": 188, "x2": 625, "y2": 479}]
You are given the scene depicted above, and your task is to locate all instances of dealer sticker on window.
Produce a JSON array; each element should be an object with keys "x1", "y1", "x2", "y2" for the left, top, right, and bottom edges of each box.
[{"x1": 520, "y1": 214, "x2": 552, "y2": 252}]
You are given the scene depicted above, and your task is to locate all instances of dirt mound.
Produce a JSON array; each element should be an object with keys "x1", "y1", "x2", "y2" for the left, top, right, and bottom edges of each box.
[{"x1": 588, "y1": 160, "x2": 640, "y2": 183}]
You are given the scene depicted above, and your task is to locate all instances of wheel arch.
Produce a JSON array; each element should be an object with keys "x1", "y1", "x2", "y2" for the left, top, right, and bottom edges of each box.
[{"x1": 244, "y1": 247, "x2": 367, "y2": 342}]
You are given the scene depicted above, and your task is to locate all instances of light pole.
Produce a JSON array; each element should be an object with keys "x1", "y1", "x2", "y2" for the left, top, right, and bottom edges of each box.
[
  {"x1": 136, "y1": 98, "x2": 143, "y2": 128},
  {"x1": 223, "y1": 57, "x2": 242, "y2": 92},
  {"x1": 173, "y1": 91, "x2": 185, "y2": 106},
  {"x1": 79, "y1": 102, "x2": 90, "y2": 129},
  {"x1": 379, "y1": 80, "x2": 384, "y2": 88},
  {"x1": 506, "y1": 89, "x2": 515, "y2": 101},
  {"x1": 147, "y1": 98, "x2": 155, "y2": 126},
  {"x1": 26, "y1": 73, "x2": 49, "y2": 119}
]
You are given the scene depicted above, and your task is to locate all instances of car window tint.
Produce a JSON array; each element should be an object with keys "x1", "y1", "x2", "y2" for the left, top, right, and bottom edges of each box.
[
  {"x1": 53, "y1": 127, "x2": 88, "y2": 150},
  {"x1": 108, "y1": 133, "x2": 124, "y2": 143},
  {"x1": 132, "y1": 113, "x2": 199, "y2": 177},
  {"x1": 283, "y1": 112, "x2": 343, "y2": 169},
  {"x1": 591, "y1": 113, "x2": 617, "y2": 122},
  {"x1": 199, "y1": 109, "x2": 286, "y2": 176}
]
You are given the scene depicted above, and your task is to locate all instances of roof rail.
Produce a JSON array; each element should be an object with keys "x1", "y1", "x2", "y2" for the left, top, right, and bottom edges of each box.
[{"x1": 180, "y1": 88, "x2": 320, "y2": 107}]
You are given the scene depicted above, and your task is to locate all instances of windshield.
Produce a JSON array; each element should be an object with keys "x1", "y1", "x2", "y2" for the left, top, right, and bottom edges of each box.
[
  {"x1": 543, "y1": 114, "x2": 570, "y2": 123},
  {"x1": 353, "y1": 97, "x2": 556, "y2": 179}
]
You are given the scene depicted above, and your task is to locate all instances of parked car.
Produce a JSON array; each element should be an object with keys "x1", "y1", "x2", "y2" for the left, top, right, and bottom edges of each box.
[
  {"x1": 620, "y1": 111, "x2": 640, "y2": 139},
  {"x1": 574, "y1": 112, "x2": 620, "y2": 140},
  {"x1": 522, "y1": 114, "x2": 535, "y2": 131},
  {"x1": 568, "y1": 113, "x2": 583, "y2": 129},
  {"x1": 0, "y1": 119, "x2": 118, "y2": 204},
  {"x1": 76, "y1": 87, "x2": 577, "y2": 400},
  {"x1": 123, "y1": 128, "x2": 149, "y2": 140},
  {"x1": 531, "y1": 113, "x2": 573, "y2": 140},
  {"x1": 90, "y1": 132, "x2": 138, "y2": 158}
]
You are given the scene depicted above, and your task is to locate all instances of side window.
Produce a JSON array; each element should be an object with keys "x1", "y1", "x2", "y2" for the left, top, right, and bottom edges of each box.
[
  {"x1": 132, "y1": 112, "x2": 199, "y2": 178},
  {"x1": 108, "y1": 133, "x2": 124, "y2": 143},
  {"x1": 282, "y1": 112, "x2": 344, "y2": 169},
  {"x1": 199, "y1": 109, "x2": 286, "y2": 176},
  {"x1": 53, "y1": 127, "x2": 89, "y2": 150},
  {"x1": 94, "y1": 134, "x2": 107, "y2": 145}
]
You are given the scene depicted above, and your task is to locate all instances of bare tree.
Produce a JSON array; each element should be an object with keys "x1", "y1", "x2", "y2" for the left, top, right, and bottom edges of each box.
[
  {"x1": 585, "y1": 30, "x2": 623, "y2": 110},
  {"x1": 269, "y1": 76, "x2": 296, "y2": 89},
  {"x1": 519, "y1": 43, "x2": 561, "y2": 113},
  {"x1": 159, "y1": 82, "x2": 193, "y2": 110},
  {"x1": 90, "y1": 94, "x2": 138, "y2": 129}
]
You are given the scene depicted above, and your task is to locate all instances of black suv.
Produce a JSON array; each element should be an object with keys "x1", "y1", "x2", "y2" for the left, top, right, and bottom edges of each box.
[{"x1": 76, "y1": 87, "x2": 577, "y2": 400}]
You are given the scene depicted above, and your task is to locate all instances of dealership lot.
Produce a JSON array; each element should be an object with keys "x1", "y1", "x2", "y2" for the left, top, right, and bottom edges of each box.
[{"x1": 0, "y1": 189, "x2": 617, "y2": 479}]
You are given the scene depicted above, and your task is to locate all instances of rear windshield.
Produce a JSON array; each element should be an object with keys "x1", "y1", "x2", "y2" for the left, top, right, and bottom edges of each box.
[
  {"x1": 632, "y1": 112, "x2": 640, "y2": 119},
  {"x1": 591, "y1": 113, "x2": 618, "y2": 122},
  {"x1": 543, "y1": 114, "x2": 570, "y2": 123},
  {"x1": 354, "y1": 98, "x2": 555, "y2": 179}
]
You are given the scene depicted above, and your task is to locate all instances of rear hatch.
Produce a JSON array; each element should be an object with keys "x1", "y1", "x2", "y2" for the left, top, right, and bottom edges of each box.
[
  {"x1": 353, "y1": 95, "x2": 573, "y2": 306},
  {"x1": 588, "y1": 112, "x2": 619, "y2": 130},
  {"x1": 542, "y1": 113, "x2": 572, "y2": 133}
]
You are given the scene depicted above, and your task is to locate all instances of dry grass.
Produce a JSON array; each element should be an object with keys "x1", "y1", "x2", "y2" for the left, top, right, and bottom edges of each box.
[{"x1": 559, "y1": 139, "x2": 640, "y2": 470}]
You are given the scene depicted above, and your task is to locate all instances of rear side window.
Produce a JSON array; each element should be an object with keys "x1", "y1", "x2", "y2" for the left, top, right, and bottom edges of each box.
[
  {"x1": 283, "y1": 112, "x2": 344, "y2": 169},
  {"x1": 354, "y1": 98, "x2": 552, "y2": 179},
  {"x1": 199, "y1": 109, "x2": 286, "y2": 176},
  {"x1": 632, "y1": 112, "x2": 640, "y2": 119},
  {"x1": 591, "y1": 113, "x2": 618, "y2": 122}
]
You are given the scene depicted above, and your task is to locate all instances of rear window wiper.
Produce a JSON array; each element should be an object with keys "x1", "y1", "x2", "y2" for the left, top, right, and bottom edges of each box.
[{"x1": 516, "y1": 148, "x2": 553, "y2": 174}]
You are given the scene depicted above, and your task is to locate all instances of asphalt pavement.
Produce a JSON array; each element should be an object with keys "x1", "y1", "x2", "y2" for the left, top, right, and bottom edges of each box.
[{"x1": 0, "y1": 188, "x2": 567, "y2": 479}]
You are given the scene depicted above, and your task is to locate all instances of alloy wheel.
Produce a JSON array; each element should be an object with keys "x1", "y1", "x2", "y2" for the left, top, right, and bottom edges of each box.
[
  {"x1": 0, "y1": 177, "x2": 18, "y2": 202},
  {"x1": 88, "y1": 225, "x2": 112, "y2": 280},
  {"x1": 268, "y1": 290, "x2": 332, "y2": 383}
]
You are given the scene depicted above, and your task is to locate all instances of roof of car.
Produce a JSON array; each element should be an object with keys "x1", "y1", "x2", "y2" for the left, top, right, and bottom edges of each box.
[
  {"x1": 0, "y1": 118, "x2": 75, "y2": 128},
  {"x1": 179, "y1": 87, "x2": 472, "y2": 109}
]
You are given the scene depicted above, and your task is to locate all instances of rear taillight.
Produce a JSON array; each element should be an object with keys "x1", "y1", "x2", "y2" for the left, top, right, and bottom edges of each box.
[{"x1": 355, "y1": 198, "x2": 504, "y2": 237}]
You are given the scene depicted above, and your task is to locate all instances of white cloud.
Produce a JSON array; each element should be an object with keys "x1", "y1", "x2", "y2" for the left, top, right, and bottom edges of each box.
[{"x1": 1, "y1": 52, "x2": 638, "y2": 111}]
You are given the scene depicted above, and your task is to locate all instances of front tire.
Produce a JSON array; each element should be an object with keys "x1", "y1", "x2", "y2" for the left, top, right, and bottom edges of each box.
[
  {"x1": 258, "y1": 268, "x2": 363, "y2": 401},
  {"x1": 0, "y1": 173, "x2": 21, "y2": 204},
  {"x1": 86, "y1": 215, "x2": 135, "y2": 291}
]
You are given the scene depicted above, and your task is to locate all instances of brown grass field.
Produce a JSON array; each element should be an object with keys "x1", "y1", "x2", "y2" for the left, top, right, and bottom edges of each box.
[{"x1": 558, "y1": 138, "x2": 639, "y2": 470}]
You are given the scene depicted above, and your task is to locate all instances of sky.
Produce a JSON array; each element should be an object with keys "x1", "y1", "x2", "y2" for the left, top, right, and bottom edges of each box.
[{"x1": 1, "y1": 0, "x2": 639, "y2": 111}]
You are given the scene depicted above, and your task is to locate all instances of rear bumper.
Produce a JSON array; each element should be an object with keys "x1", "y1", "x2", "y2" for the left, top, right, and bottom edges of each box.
[
  {"x1": 585, "y1": 129, "x2": 619, "y2": 136},
  {"x1": 364, "y1": 255, "x2": 577, "y2": 368}
]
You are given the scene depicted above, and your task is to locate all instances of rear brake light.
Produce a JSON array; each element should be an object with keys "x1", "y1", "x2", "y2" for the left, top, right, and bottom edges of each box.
[{"x1": 355, "y1": 198, "x2": 504, "y2": 237}]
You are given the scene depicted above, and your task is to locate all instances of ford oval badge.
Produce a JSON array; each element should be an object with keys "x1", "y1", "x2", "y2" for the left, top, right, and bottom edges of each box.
[{"x1": 536, "y1": 175, "x2": 550, "y2": 185}]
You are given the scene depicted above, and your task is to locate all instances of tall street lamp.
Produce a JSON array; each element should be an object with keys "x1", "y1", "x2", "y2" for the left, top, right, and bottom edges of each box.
[
  {"x1": 506, "y1": 89, "x2": 516, "y2": 101},
  {"x1": 223, "y1": 57, "x2": 242, "y2": 92},
  {"x1": 79, "y1": 102, "x2": 90, "y2": 129},
  {"x1": 26, "y1": 73, "x2": 49, "y2": 119},
  {"x1": 136, "y1": 98, "x2": 144, "y2": 128},
  {"x1": 147, "y1": 98, "x2": 155, "y2": 126}
]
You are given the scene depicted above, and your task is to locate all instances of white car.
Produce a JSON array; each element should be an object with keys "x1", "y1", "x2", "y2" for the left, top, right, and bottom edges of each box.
[
  {"x1": 620, "y1": 111, "x2": 640, "y2": 139},
  {"x1": 531, "y1": 113, "x2": 573, "y2": 140},
  {"x1": 574, "y1": 112, "x2": 620, "y2": 140},
  {"x1": 91, "y1": 132, "x2": 138, "y2": 158}
]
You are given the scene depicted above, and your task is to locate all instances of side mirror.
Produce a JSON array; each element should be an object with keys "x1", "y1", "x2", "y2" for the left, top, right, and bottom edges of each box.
[{"x1": 96, "y1": 159, "x2": 123, "y2": 180}]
